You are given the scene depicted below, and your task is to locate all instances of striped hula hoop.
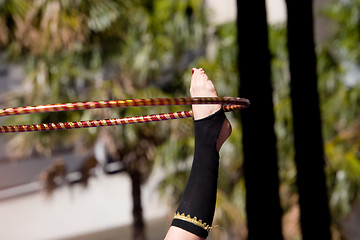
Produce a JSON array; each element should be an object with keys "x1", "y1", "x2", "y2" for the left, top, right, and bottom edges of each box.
[{"x1": 0, "y1": 97, "x2": 250, "y2": 133}]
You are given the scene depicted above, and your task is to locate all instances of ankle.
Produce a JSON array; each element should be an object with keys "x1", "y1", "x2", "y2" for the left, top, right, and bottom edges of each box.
[{"x1": 192, "y1": 104, "x2": 221, "y2": 121}]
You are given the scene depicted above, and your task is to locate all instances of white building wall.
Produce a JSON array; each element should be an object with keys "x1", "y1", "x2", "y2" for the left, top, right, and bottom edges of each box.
[
  {"x1": 206, "y1": 0, "x2": 286, "y2": 25},
  {"x1": 0, "y1": 171, "x2": 168, "y2": 240}
]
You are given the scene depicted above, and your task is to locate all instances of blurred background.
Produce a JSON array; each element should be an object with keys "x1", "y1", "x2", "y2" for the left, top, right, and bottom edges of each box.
[{"x1": 0, "y1": 0, "x2": 359, "y2": 239}]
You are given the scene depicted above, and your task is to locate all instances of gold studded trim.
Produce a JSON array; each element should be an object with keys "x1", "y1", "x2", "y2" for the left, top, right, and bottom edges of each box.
[{"x1": 173, "y1": 212, "x2": 211, "y2": 232}]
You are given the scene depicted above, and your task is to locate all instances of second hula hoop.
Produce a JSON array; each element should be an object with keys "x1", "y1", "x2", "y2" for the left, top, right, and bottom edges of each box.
[{"x1": 0, "y1": 97, "x2": 250, "y2": 133}]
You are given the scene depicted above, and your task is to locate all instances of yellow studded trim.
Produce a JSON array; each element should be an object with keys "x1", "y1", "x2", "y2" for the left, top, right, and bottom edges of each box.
[{"x1": 173, "y1": 212, "x2": 211, "y2": 232}]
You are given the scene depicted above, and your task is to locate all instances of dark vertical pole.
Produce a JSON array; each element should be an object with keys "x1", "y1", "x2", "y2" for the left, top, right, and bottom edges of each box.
[
  {"x1": 285, "y1": 0, "x2": 331, "y2": 239},
  {"x1": 129, "y1": 170, "x2": 147, "y2": 240},
  {"x1": 237, "y1": 1, "x2": 283, "y2": 239}
]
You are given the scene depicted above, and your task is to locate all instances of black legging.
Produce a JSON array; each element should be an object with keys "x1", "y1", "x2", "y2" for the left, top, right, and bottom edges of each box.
[{"x1": 171, "y1": 108, "x2": 225, "y2": 239}]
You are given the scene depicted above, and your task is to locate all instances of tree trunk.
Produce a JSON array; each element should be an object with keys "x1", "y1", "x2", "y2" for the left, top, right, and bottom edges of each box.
[
  {"x1": 285, "y1": 0, "x2": 331, "y2": 239},
  {"x1": 236, "y1": 1, "x2": 283, "y2": 239},
  {"x1": 129, "y1": 170, "x2": 147, "y2": 240}
]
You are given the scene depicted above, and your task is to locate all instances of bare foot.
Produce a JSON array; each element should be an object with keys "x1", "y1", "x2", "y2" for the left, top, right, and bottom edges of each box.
[{"x1": 190, "y1": 68, "x2": 232, "y2": 151}]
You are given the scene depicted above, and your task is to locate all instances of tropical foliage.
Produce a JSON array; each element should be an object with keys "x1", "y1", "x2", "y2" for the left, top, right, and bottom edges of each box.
[
  {"x1": 268, "y1": 1, "x2": 360, "y2": 238},
  {"x1": 0, "y1": 0, "x2": 207, "y2": 239},
  {"x1": 1, "y1": 0, "x2": 360, "y2": 240}
]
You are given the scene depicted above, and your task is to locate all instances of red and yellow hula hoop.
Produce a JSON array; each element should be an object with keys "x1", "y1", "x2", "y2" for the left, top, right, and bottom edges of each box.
[{"x1": 0, "y1": 97, "x2": 249, "y2": 133}]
